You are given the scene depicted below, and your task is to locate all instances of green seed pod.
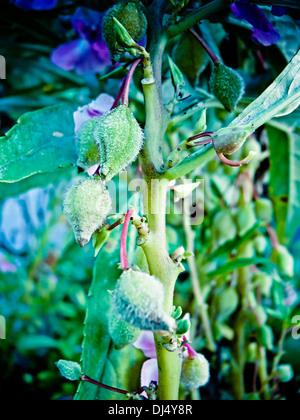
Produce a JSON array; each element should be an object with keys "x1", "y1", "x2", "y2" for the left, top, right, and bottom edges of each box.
[
  {"x1": 173, "y1": 32, "x2": 209, "y2": 86},
  {"x1": 255, "y1": 198, "x2": 273, "y2": 225},
  {"x1": 209, "y1": 63, "x2": 245, "y2": 112},
  {"x1": 253, "y1": 273, "x2": 273, "y2": 297},
  {"x1": 103, "y1": 1, "x2": 148, "y2": 62},
  {"x1": 212, "y1": 126, "x2": 252, "y2": 156},
  {"x1": 94, "y1": 105, "x2": 143, "y2": 181},
  {"x1": 76, "y1": 118, "x2": 100, "y2": 171},
  {"x1": 236, "y1": 204, "x2": 257, "y2": 237},
  {"x1": 271, "y1": 245, "x2": 294, "y2": 277},
  {"x1": 181, "y1": 354, "x2": 210, "y2": 389},
  {"x1": 108, "y1": 310, "x2": 140, "y2": 350},
  {"x1": 254, "y1": 235, "x2": 268, "y2": 254},
  {"x1": 63, "y1": 178, "x2": 112, "y2": 247},
  {"x1": 212, "y1": 210, "x2": 237, "y2": 247},
  {"x1": 112, "y1": 269, "x2": 177, "y2": 332}
]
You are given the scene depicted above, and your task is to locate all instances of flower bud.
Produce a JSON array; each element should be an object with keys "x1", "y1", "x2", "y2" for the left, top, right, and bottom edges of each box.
[
  {"x1": 94, "y1": 105, "x2": 143, "y2": 181},
  {"x1": 209, "y1": 63, "x2": 245, "y2": 112},
  {"x1": 63, "y1": 178, "x2": 112, "y2": 247},
  {"x1": 212, "y1": 126, "x2": 253, "y2": 156},
  {"x1": 108, "y1": 310, "x2": 140, "y2": 350},
  {"x1": 103, "y1": 1, "x2": 148, "y2": 62},
  {"x1": 271, "y1": 245, "x2": 294, "y2": 277},
  {"x1": 254, "y1": 198, "x2": 273, "y2": 224},
  {"x1": 112, "y1": 269, "x2": 177, "y2": 332},
  {"x1": 181, "y1": 354, "x2": 210, "y2": 389}
]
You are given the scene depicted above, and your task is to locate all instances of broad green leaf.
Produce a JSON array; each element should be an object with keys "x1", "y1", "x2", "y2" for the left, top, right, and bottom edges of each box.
[
  {"x1": 0, "y1": 167, "x2": 74, "y2": 200},
  {"x1": 207, "y1": 257, "x2": 269, "y2": 278},
  {"x1": 0, "y1": 103, "x2": 77, "y2": 183},
  {"x1": 97, "y1": 346, "x2": 145, "y2": 400},
  {"x1": 230, "y1": 49, "x2": 300, "y2": 130},
  {"x1": 75, "y1": 243, "x2": 121, "y2": 401},
  {"x1": 267, "y1": 125, "x2": 300, "y2": 243}
]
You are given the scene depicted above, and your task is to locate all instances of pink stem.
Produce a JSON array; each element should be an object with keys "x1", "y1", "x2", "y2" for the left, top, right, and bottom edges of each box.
[
  {"x1": 121, "y1": 58, "x2": 143, "y2": 107},
  {"x1": 188, "y1": 28, "x2": 221, "y2": 66},
  {"x1": 217, "y1": 152, "x2": 252, "y2": 168},
  {"x1": 111, "y1": 77, "x2": 127, "y2": 110},
  {"x1": 182, "y1": 335, "x2": 198, "y2": 359},
  {"x1": 120, "y1": 208, "x2": 134, "y2": 270}
]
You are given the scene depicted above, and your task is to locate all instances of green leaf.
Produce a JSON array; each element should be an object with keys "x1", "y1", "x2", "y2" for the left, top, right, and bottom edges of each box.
[
  {"x1": 0, "y1": 103, "x2": 77, "y2": 183},
  {"x1": 268, "y1": 125, "x2": 300, "y2": 243},
  {"x1": 55, "y1": 360, "x2": 82, "y2": 381},
  {"x1": 75, "y1": 242, "x2": 121, "y2": 400},
  {"x1": 17, "y1": 335, "x2": 61, "y2": 352}
]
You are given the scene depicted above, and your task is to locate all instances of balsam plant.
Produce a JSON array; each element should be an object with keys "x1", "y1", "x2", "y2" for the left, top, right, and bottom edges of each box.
[{"x1": 1, "y1": 0, "x2": 300, "y2": 402}]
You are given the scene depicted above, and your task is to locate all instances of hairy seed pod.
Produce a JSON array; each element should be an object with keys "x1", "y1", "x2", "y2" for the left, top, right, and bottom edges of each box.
[
  {"x1": 112, "y1": 269, "x2": 177, "y2": 332},
  {"x1": 108, "y1": 310, "x2": 140, "y2": 350},
  {"x1": 63, "y1": 178, "x2": 112, "y2": 247},
  {"x1": 255, "y1": 198, "x2": 273, "y2": 224},
  {"x1": 103, "y1": 1, "x2": 148, "y2": 62},
  {"x1": 94, "y1": 105, "x2": 143, "y2": 181},
  {"x1": 209, "y1": 63, "x2": 245, "y2": 112},
  {"x1": 271, "y1": 245, "x2": 294, "y2": 277},
  {"x1": 236, "y1": 204, "x2": 257, "y2": 236},
  {"x1": 212, "y1": 210, "x2": 237, "y2": 247},
  {"x1": 76, "y1": 118, "x2": 100, "y2": 170},
  {"x1": 181, "y1": 354, "x2": 210, "y2": 389}
]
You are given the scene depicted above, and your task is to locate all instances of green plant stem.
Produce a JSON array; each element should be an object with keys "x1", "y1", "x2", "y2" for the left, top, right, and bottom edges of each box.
[
  {"x1": 163, "y1": 145, "x2": 216, "y2": 181},
  {"x1": 183, "y1": 201, "x2": 217, "y2": 352},
  {"x1": 166, "y1": 0, "x2": 234, "y2": 39}
]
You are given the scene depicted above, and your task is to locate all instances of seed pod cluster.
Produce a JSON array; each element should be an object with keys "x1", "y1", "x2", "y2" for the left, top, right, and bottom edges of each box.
[
  {"x1": 63, "y1": 177, "x2": 112, "y2": 247},
  {"x1": 112, "y1": 269, "x2": 177, "y2": 332},
  {"x1": 94, "y1": 105, "x2": 143, "y2": 180}
]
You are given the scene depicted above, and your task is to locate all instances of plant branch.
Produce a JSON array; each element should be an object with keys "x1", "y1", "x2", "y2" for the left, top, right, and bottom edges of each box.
[
  {"x1": 166, "y1": 0, "x2": 235, "y2": 39},
  {"x1": 81, "y1": 375, "x2": 129, "y2": 396}
]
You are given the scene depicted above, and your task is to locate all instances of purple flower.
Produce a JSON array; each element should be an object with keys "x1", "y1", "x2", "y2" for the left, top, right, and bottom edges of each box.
[
  {"x1": 11, "y1": 0, "x2": 57, "y2": 10},
  {"x1": 74, "y1": 93, "x2": 115, "y2": 134},
  {"x1": 51, "y1": 7, "x2": 110, "y2": 75},
  {"x1": 231, "y1": 1, "x2": 285, "y2": 46}
]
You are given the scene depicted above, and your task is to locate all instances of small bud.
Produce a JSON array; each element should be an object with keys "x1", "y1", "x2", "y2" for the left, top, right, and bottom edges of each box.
[
  {"x1": 254, "y1": 198, "x2": 273, "y2": 224},
  {"x1": 212, "y1": 126, "x2": 253, "y2": 156},
  {"x1": 254, "y1": 235, "x2": 268, "y2": 254},
  {"x1": 63, "y1": 178, "x2": 112, "y2": 247},
  {"x1": 176, "y1": 318, "x2": 191, "y2": 337},
  {"x1": 271, "y1": 245, "x2": 294, "y2": 277},
  {"x1": 76, "y1": 118, "x2": 100, "y2": 171},
  {"x1": 236, "y1": 204, "x2": 257, "y2": 237},
  {"x1": 112, "y1": 269, "x2": 177, "y2": 332},
  {"x1": 103, "y1": 1, "x2": 148, "y2": 62},
  {"x1": 55, "y1": 360, "x2": 82, "y2": 381},
  {"x1": 181, "y1": 354, "x2": 210, "y2": 389},
  {"x1": 94, "y1": 105, "x2": 143, "y2": 181},
  {"x1": 108, "y1": 310, "x2": 140, "y2": 350},
  {"x1": 209, "y1": 63, "x2": 245, "y2": 112}
]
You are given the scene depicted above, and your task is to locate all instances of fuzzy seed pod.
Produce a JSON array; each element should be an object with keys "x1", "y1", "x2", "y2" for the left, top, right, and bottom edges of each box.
[
  {"x1": 112, "y1": 269, "x2": 177, "y2": 332},
  {"x1": 271, "y1": 245, "x2": 294, "y2": 277},
  {"x1": 76, "y1": 118, "x2": 100, "y2": 171},
  {"x1": 108, "y1": 310, "x2": 140, "y2": 350},
  {"x1": 254, "y1": 198, "x2": 273, "y2": 224},
  {"x1": 63, "y1": 178, "x2": 112, "y2": 247},
  {"x1": 212, "y1": 210, "x2": 237, "y2": 247},
  {"x1": 93, "y1": 105, "x2": 143, "y2": 181},
  {"x1": 181, "y1": 354, "x2": 210, "y2": 389},
  {"x1": 210, "y1": 63, "x2": 245, "y2": 112},
  {"x1": 103, "y1": 1, "x2": 148, "y2": 62}
]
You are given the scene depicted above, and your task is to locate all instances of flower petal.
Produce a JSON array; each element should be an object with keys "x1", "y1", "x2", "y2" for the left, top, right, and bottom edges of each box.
[
  {"x1": 141, "y1": 358, "x2": 159, "y2": 388},
  {"x1": 71, "y1": 7, "x2": 103, "y2": 42},
  {"x1": 74, "y1": 93, "x2": 115, "y2": 133},
  {"x1": 12, "y1": 0, "x2": 57, "y2": 10},
  {"x1": 271, "y1": 6, "x2": 287, "y2": 17},
  {"x1": 231, "y1": 1, "x2": 280, "y2": 46},
  {"x1": 51, "y1": 39, "x2": 88, "y2": 72},
  {"x1": 133, "y1": 331, "x2": 156, "y2": 359}
]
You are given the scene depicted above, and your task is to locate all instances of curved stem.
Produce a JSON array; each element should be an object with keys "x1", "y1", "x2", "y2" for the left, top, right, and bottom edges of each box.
[
  {"x1": 120, "y1": 208, "x2": 134, "y2": 270},
  {"x1": 188, "y1": 28, "x2": 221, "y2": 65},
  {"x1": 122, "y1": 58, "x2": 143, "y2": 106}
]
